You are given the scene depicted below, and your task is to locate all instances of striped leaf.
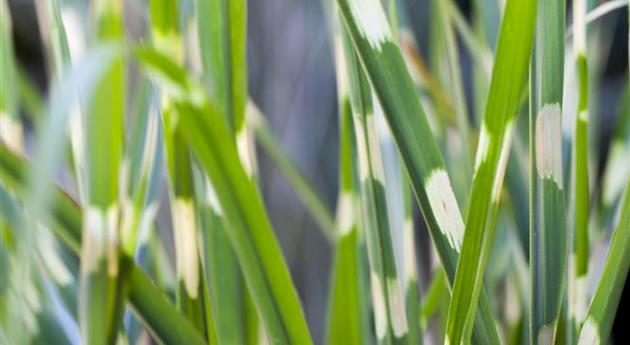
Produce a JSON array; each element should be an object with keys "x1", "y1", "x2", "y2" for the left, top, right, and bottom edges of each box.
[
  {"x1": 136, "y1": 48, "x2": 313, "y2": 344},
  {"x1": 570, "y1": 1, "x2": 591, "y2": 341},
  {"x1": 0, "y1": 0, "x2": 23, "y2": 152},
  {"x1": 194, "y1": 0, "x2": 259, "y2": 341},
  {"x1": 325, "y1": 28, "x2": 368, "y2": 345},
  {"x1": 342, "y1": 28, "x2": 409, "y2": 344},
  {"x1": 149, "y1": 0, "x2": 206, "y2": 331},
  {"x1": 445, "y1": 0, "x2": 538, "y2": 343},
  {"x1": 577, "y1": 183, "x2": 630, "y2": 345},
  {"x1": 0, "y1": 142, "x2": 207, "y2": 345},
  {"x1": 335, "y1": 0, "x2": 501, "y2": 343},
  {"x1": 530, "y1": 0, "x2": 568, "y2": 343}
]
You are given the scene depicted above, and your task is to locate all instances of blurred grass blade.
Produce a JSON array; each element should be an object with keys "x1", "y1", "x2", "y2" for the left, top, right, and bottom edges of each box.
[
  {"x1": 342, "y1": 27, "x2": 409, "y2": 343},
  {"x1": 600, "y1": 88, "x2": 629, "y2": 218},
  {"x1": 194, "y1": 0, "x2": 259, "y2": 341},
  {"x1": 570, "y1": 0, "x2": 591, "y2": 341},
  {"x1": 137, "y1": 47, "x2": 313, "y2": 344},
  {"x1": 79, "y1": 0, "x2": 127, "y2": 343},
  {"x1": 35, "y1": 0, "x2": 90, "y2": 211},
  {"x1": 433, "y1": 0, "x2": 473, "y2": 190},
  {"x1": 577, "y1": 184, "x2": 630, "y2": 345},
  {"x1": 121, "y1": 77, "x2": 163, "y2": 256},
  {"x1": 335, "y1": 1, "x2": 501, "y2": 343},
  {"x1": 447, "y1": 0, "x2": 493, "y2": 77},
  {"x1": 445, "y1": 0, "x2": 537, "y2": 342},
  {"x1": 149, "y1": 0, "x2": 206, "y2": 331},
  {"x1": 0, "y1": 143, "x2": 207, "y2": 345},
  {"x1": 566, "y1": 0, "x2": 629, "y2": 38},
  {"x1": 401, "y1": 176, "x2": 421, "y2": 345},
  {"x1": 0, "y1": 0, "x2": 24, "y2": 152},
  {"x1": 325, "y1": 32, "x2": 366, "y2": 344},
  {"x1": 249, "y1": 103, "x2": 336, "y2": 240}
]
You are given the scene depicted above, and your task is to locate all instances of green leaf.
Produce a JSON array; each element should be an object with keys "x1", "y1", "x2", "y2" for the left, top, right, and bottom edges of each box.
[
  {"x1": 137, "y1": 47, "x2": 313, "y2": 344},
  {"x1": 148, "y1": 0, "x2": 206, "y2": 331},
  {"x1": 335, "y1": 0, "x2": 501, "y2": 343},
  {"x1": 577, "y1": 183, "x2": 630, "y2": 345},
  {"x1": 342, "y1": 26, "x2": 409, "y2": 344},
  {"x1": 445, "y1": 0, "x2": 538, "y2": 342},
  {"x1": 0, "y1": 143, "x2": 207, "y2": 345},
  {"x1": 0, "y1": 0, "x2": 23, "y2": 152}
]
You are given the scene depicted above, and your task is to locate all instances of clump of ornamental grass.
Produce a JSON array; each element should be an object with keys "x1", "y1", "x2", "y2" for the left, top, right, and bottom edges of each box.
[{"x1": 0, "y1": 0, "x2": 628, "y2": 344}]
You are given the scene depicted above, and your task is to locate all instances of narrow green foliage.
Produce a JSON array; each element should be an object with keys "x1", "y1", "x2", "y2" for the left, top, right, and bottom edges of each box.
[
  {"x1": 335, "y1": 0, "x2": 501, "y2": 343},
  {"x1": 530, "y1": 0, "x2": 568, "y2": 343},
  {"x1": 325, "y1": 28, "x2": 366, "y2": 345},
  {"x1": 137, "y1": 48, "x2": 313, "y2": 344},
  {"x1": 0, "y1": 143, "x2": 207, "y2": 345},
  {"x1": 572, "y1": 0, "x2": 591, "y2": 337},
  {"x1": 74, "y1": 2, "x2": 126, "y2": 341},
  {"x1": 36, "y1": 0, "x2": 89, "y2": 203},
  {"x1": 326, "y1": 106, "x2": 363, "y2": 345},
  {"x1": 149, "y1": 0, "x2": 205, "y2": 331},
  {"x1": 601, "y1": 87, "x2": 630, "y2": 217},
  {"x1": 401, "y1": 178, "x2": 421, "y2": 345},
  {"x1": 197, "y1": 0, "x2": 247, "y2": 132},
  {"x1": 342, "y1": 29, "x2": 409, "y2": 344},
  {"x1": 433, "y1": 0, "x2": 473, "y2": 191},
  {"x1": 1, "y1": 0, "x2": 628, "y2": 343},
  {"x1": 445, "y1": 0, "x2": 538, "y2": 343},
  {"x1": 577, "y1": 184, "x2": 630, "y2": 345},
  {"x1": 0, "y1": 0, "x2": 23, "y2": 152},
  {"x1": 195, "y1": 0, "x2": 258, "y2": 341},
  {"x1": 250, "y1": 106, "x2": 336, "y2": 240}
]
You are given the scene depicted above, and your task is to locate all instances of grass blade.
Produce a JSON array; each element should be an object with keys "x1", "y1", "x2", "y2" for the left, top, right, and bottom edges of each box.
[
  {"x1": 342, "y1": 28, "x2": 409, "y2": 343},
  {"x1": 325, "y1": 34, "x2": 366, "y2": 344},
  {"x1": 79, "y1": 1, "x2": 127, "y2": 344},
  {"x1": 445, "y1": 0, "x2": 538, "y2": 342},
  {"x1": 335, "y1": 1, "x2": 501, "y2": 343},
  {"x1": 570, "y1": 0, "x2": 591, "y2": 341},
  {"x1": 0, "y1": 0, "x2": 23, "y2": 152},
  {"x1": 0, "y1": 143, "x2": 208, "y2": 345},
  {"x1": 137, "y1": 48, "x2": 313, "y2": 344},
  {"x1": 249, "y1": 103, "x2": 336, "y2": 240},
  {"x1": 149, "y1": 0, "x2": 206, "y2": 331},
  {"x1": 194, "y1": 0, "x2": 259, "y2": 341},
  {"x1": 529, "y1": 0, "x2": 568, "y2": 343},
  {"x1": 577, "y1": 183, "x2": 630, "y2": 345}
]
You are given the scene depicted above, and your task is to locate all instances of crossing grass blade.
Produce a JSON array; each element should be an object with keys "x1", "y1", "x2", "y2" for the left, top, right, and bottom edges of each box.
[
  {"x1": 570, "y1": 0, "x2": 591, "y2": 340},
  {"x1": 0, "y1": 141, "x2": 208, "y2": 345},
  {"x1": 149, "y1": 0, "x2": 206, "y2": 331},
  {"x1": 577, "y1": 183, "x2": 630, "y2": 345},
  {"x1": 600, "y1": 87, "x2": 629, "y2": 220},
  {"x1": 446, "y1": 0, "x2": 493, "y2": 77},
  {"x1": 325, "y1": 28, "x2": 367, "y2": 345},
  {"x1": 529, "y1": 0, "x2": 568, "y2": 343},
  {"x1": 79, "y1": 1, "x2": 128, "y2": 344},
  {"x1": 335, "y1": 1, "x2": 501, "y2": 343},
  {"x1": 0, "y1": 0, "x2": 23, "y2": 152},
  {"x1": 433, "y1": 0, "x2": 474, "y2": 189},
  {"x1": 33, "y1": 0, "x2": 88, "y2": 204},
  {"x1": 401, "y1": 175, "x2": 421, "y2": 345},
  {"x1": 249, "y1": 103, "x2": 336, "y2": 240},
  {"x1": 194, "y1": 0, "x2": 259, "y2": 341},
  {"x1": 136, "y1": 47, "x2": 313, "y2": 344},
  {"x1": 342, "y1": 27, "x2": 409, "y2": 344},
  {"x1": 0, "y1": 194, "x2": 74, "y2": 345},
  {"x1": 444, "y1": 0, "x2": 538, "y2": 343}
]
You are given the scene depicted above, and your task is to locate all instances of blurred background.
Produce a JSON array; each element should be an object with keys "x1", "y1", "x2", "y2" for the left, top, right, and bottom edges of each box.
[{"x1": 5, "y1": 0, "x2": 629, "y2": 343}]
